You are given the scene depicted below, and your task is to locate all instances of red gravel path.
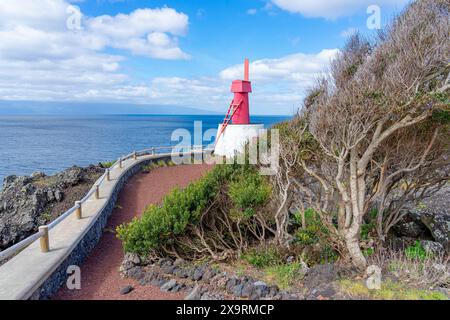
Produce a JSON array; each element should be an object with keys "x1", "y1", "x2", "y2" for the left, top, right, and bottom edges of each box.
[{"x1": 54, "y1": 164, "x2": 212, "y2": 300}]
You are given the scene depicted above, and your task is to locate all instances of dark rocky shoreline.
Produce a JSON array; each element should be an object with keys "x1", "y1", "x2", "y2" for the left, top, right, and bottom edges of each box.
[{"x1": 0, "y1": 165, "x2": 105, "y2": 250}]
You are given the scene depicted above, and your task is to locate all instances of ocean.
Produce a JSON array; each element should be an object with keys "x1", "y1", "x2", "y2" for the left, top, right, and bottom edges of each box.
[{"x1": 0, "y1": 115, "x2": 290, "y2": 183}]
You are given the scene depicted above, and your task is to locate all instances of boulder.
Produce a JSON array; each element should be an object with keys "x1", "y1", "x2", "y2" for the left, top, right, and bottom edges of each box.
[
  {"x1": 303, "y1": 264, "x2": 339, "y2": 290},
  {"x1": 192, "y1": 266, "x2": 206, "y2": 281},
  {"x1": 232, "y1": 284, "x2": 244, "y2": 297},
  {"x1": 407, "y1": 185, "x2": 450, "y2": 253},
  {"x1": 250, "y1": 281, "x2": 270, "y2": 300},
  {"x1": 420, "y1": 212, "x2": 450, "y2": 253},
  {"x1": 241, "y1": 282, "x2": 255, "y2": 298},
  {"x1": 185, "y1": 285, "x2": 202, "y2": 300},
  {"x1": 160, "y1": 279, "x2": 177, "y2": 292},
  {"x1": 200, "y1": 292, "x2": 223, "y2": 300},
  {"x1": 120, "y1": 285, "x2": 134, "y2": 295},
  {"x1": 225, "y1": 278, "x2": 239, "y2": 292},
  {"x1": 420, "y1": 240, "x2": 445, "y2": 255}
]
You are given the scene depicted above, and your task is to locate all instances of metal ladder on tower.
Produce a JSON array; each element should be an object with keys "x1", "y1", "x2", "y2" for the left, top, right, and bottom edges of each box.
[{"x1": 215, "y1": 99, "x2": 242, "y2": 145}]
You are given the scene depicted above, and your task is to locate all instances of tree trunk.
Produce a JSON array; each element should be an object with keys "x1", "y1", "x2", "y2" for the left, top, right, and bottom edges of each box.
[{"x1": 344, "y1": 232, "x2": 367, "y2": 270}]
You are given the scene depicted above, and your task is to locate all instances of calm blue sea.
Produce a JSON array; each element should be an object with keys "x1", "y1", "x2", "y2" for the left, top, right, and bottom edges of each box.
[{"x1": 0, "y1": 115, "x2": 289, "y2": 182}]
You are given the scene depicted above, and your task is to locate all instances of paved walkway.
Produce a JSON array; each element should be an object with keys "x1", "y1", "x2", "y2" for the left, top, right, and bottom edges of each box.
[{"x1": 55, "y1": 164, "x2": 212, "y2": 300}]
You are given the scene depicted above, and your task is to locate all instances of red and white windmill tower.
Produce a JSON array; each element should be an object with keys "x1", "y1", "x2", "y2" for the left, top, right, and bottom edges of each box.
[{"x1": 214, "y1": 58, "x2": 264, "y2": 157}]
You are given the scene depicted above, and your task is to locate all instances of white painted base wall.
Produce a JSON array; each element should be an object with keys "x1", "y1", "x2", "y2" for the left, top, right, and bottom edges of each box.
[{"x1": 214, "y1": 124, "x2": 264, "y2": 158}]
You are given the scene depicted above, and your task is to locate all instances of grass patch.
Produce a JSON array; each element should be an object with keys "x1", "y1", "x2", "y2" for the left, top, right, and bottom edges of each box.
[
  {"x1": 39, "y1": 208, "x2": 53, "y2": 223},
  {"x1": 101, "y1": 161, "x2": 115, "y2": 168},
  {"x1": 264, "y1": 262, "x2": 304, "y2": 290},
  {"x1": 405, "y1": 240, "x2": 429, "y2": 261},
  {"x1": 242, "y1": 247, "x2": 283, "y2": 268},
  {"x1": 141, "y1": 160, "x2": 176, "y2": 173},
  {"x1": 339, "y1": 279, "x2": 448, "y2": 300}
]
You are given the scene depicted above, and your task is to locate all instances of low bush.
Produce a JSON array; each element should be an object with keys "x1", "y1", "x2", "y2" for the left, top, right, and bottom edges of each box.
[
  {"x1": 264, "y1": 262, "x2": 304, "y2": 289},
  {"x1": 294, "y1": 209, "x2": 324, "y2": 246},
  {"x1": 117, "y1": 163, "x2": 272, "y2": 260},
  {"x1": 292, "y1": 208, "x2": 338, "y2": 264},
  {"x1": 142, "y1": 160, "x2": 176, "y2": 173},
  {"x1": 242, "y1": 246, "x2": 283, "y2": 268},
  {"x1": 405, "y1": 240, "x2": 429, "y2": 261},
  {"x1": 229, "y1": 173, "x2": 272, "y2": 218},
  {"x1": 101, "y1": 161, "x2": 115, "y2": 168}
]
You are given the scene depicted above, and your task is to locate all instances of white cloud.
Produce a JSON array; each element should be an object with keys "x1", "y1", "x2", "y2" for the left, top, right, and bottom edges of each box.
[
  {"x1": 88, "y1": 7, "x2": 188, "y2": 37},
  {"x1": 247, "y1": 8, "x2": 258, "y2": 15},
  {"x1": 220, "y1": 49, "x2": 339, "y2": 82},
  {"x1": 0, "y1": 0, "x2": 190, "y2": 61},
  {"x1": 271, "y1": 0, "x2": 410, "y2": 19},
  {"x1": 0, "y1": 0, "x2": 191, "y2": 104},
  {"x1": 0, "y1": 0, "x2": 68, "y2": 30},
  {"x1": 85, "y1": 7, "x2": 190, "y2": 59}
]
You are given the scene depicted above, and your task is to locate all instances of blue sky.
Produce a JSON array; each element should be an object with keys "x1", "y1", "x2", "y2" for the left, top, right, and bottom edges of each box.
[{"x1": 0, "y1": 0, "x2": 411, "y2": 115}]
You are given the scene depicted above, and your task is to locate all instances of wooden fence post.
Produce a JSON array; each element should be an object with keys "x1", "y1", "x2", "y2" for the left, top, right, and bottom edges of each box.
[
  {"x1": 75, "y1": 201, "x2": 82, "y2": 219},
  {"x1": 95, "y1": 184, "x2": 100, "y2": 199},
  {"x1": 39, "y1": 226, "x2": 49, "y2": 253}
]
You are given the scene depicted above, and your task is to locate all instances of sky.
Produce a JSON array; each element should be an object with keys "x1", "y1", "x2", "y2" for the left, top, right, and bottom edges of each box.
[{"x1": 0, "y1": 0, "x2": 412, "y2": 115}]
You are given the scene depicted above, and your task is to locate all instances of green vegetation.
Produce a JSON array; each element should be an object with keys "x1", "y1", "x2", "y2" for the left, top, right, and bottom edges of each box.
[
  {"x1": 363, "y1": 248, "x2": 375, "y2": 257},
  {"x1": 101, "y1": 161, "x2": 115, "y2": 168},
  {"x1": 39, "y1": 208, "x2": 52, "y2": 223},
  {"x1": 241, "y1": 246, "x2": 304, "y2": 289},
  {"x1": 339, "y1": 279, "x2": 447, "y2": 300},
  {"x1": 264, "y1": 262, "x2": 304, "y2": 289},
  {"x1": 117, "y1": 163, "x2": 271, "y2": 257},
  {"x1": 229, "y1": 173, "x2": 272, "y2": 218},
  {"x1": 405, "y1": 240, "x2": 429, "y2": 261},
  {"x1": 142, "y1": 160, "x2": 176, "y2": 172},
  {"x1": 294, "y1": 209, "x2": 324, "y2": 246},
  {"x1": 291, "y1": 209, "x2": 338, "y2": 264},
  {"x1": 242, "y1": 247, "x2": 283, "y2": 268}
]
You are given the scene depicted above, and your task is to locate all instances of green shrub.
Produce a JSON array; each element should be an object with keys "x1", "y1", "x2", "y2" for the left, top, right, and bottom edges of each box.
[
  {"x1": 117, "y1": 163, "x2": 267, "y2": 256},
  {"x1": 264, "y1": 262, "x2": 303, "y2": 289},
  {"x1": 101, "y1": 161, "x2": 115, "y2": 168},
  {"x1": 294, "y1": 209, "x2": 325, "y2": 246},
  {"x1": 229, "y1": 171, "x2": 271, "y2": 218},
  {"x1": 363, "y1": 247, "x2": 375, "y2": 257},
  {"x1": 360, "y1": 209, "x2": 377, "y2": 240},
  {"x1": 320, "y1": 244, "x2": 339, "y2": 263},
  {"x1": 242, "y1": 247, "x2": 283, "y2": 268},
  {"x1": 360, "y1": 222, "x2": 376, "y2": 240},
  {"x1": 405, "y1": 240, "x2": 429, "y2": 261}
]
